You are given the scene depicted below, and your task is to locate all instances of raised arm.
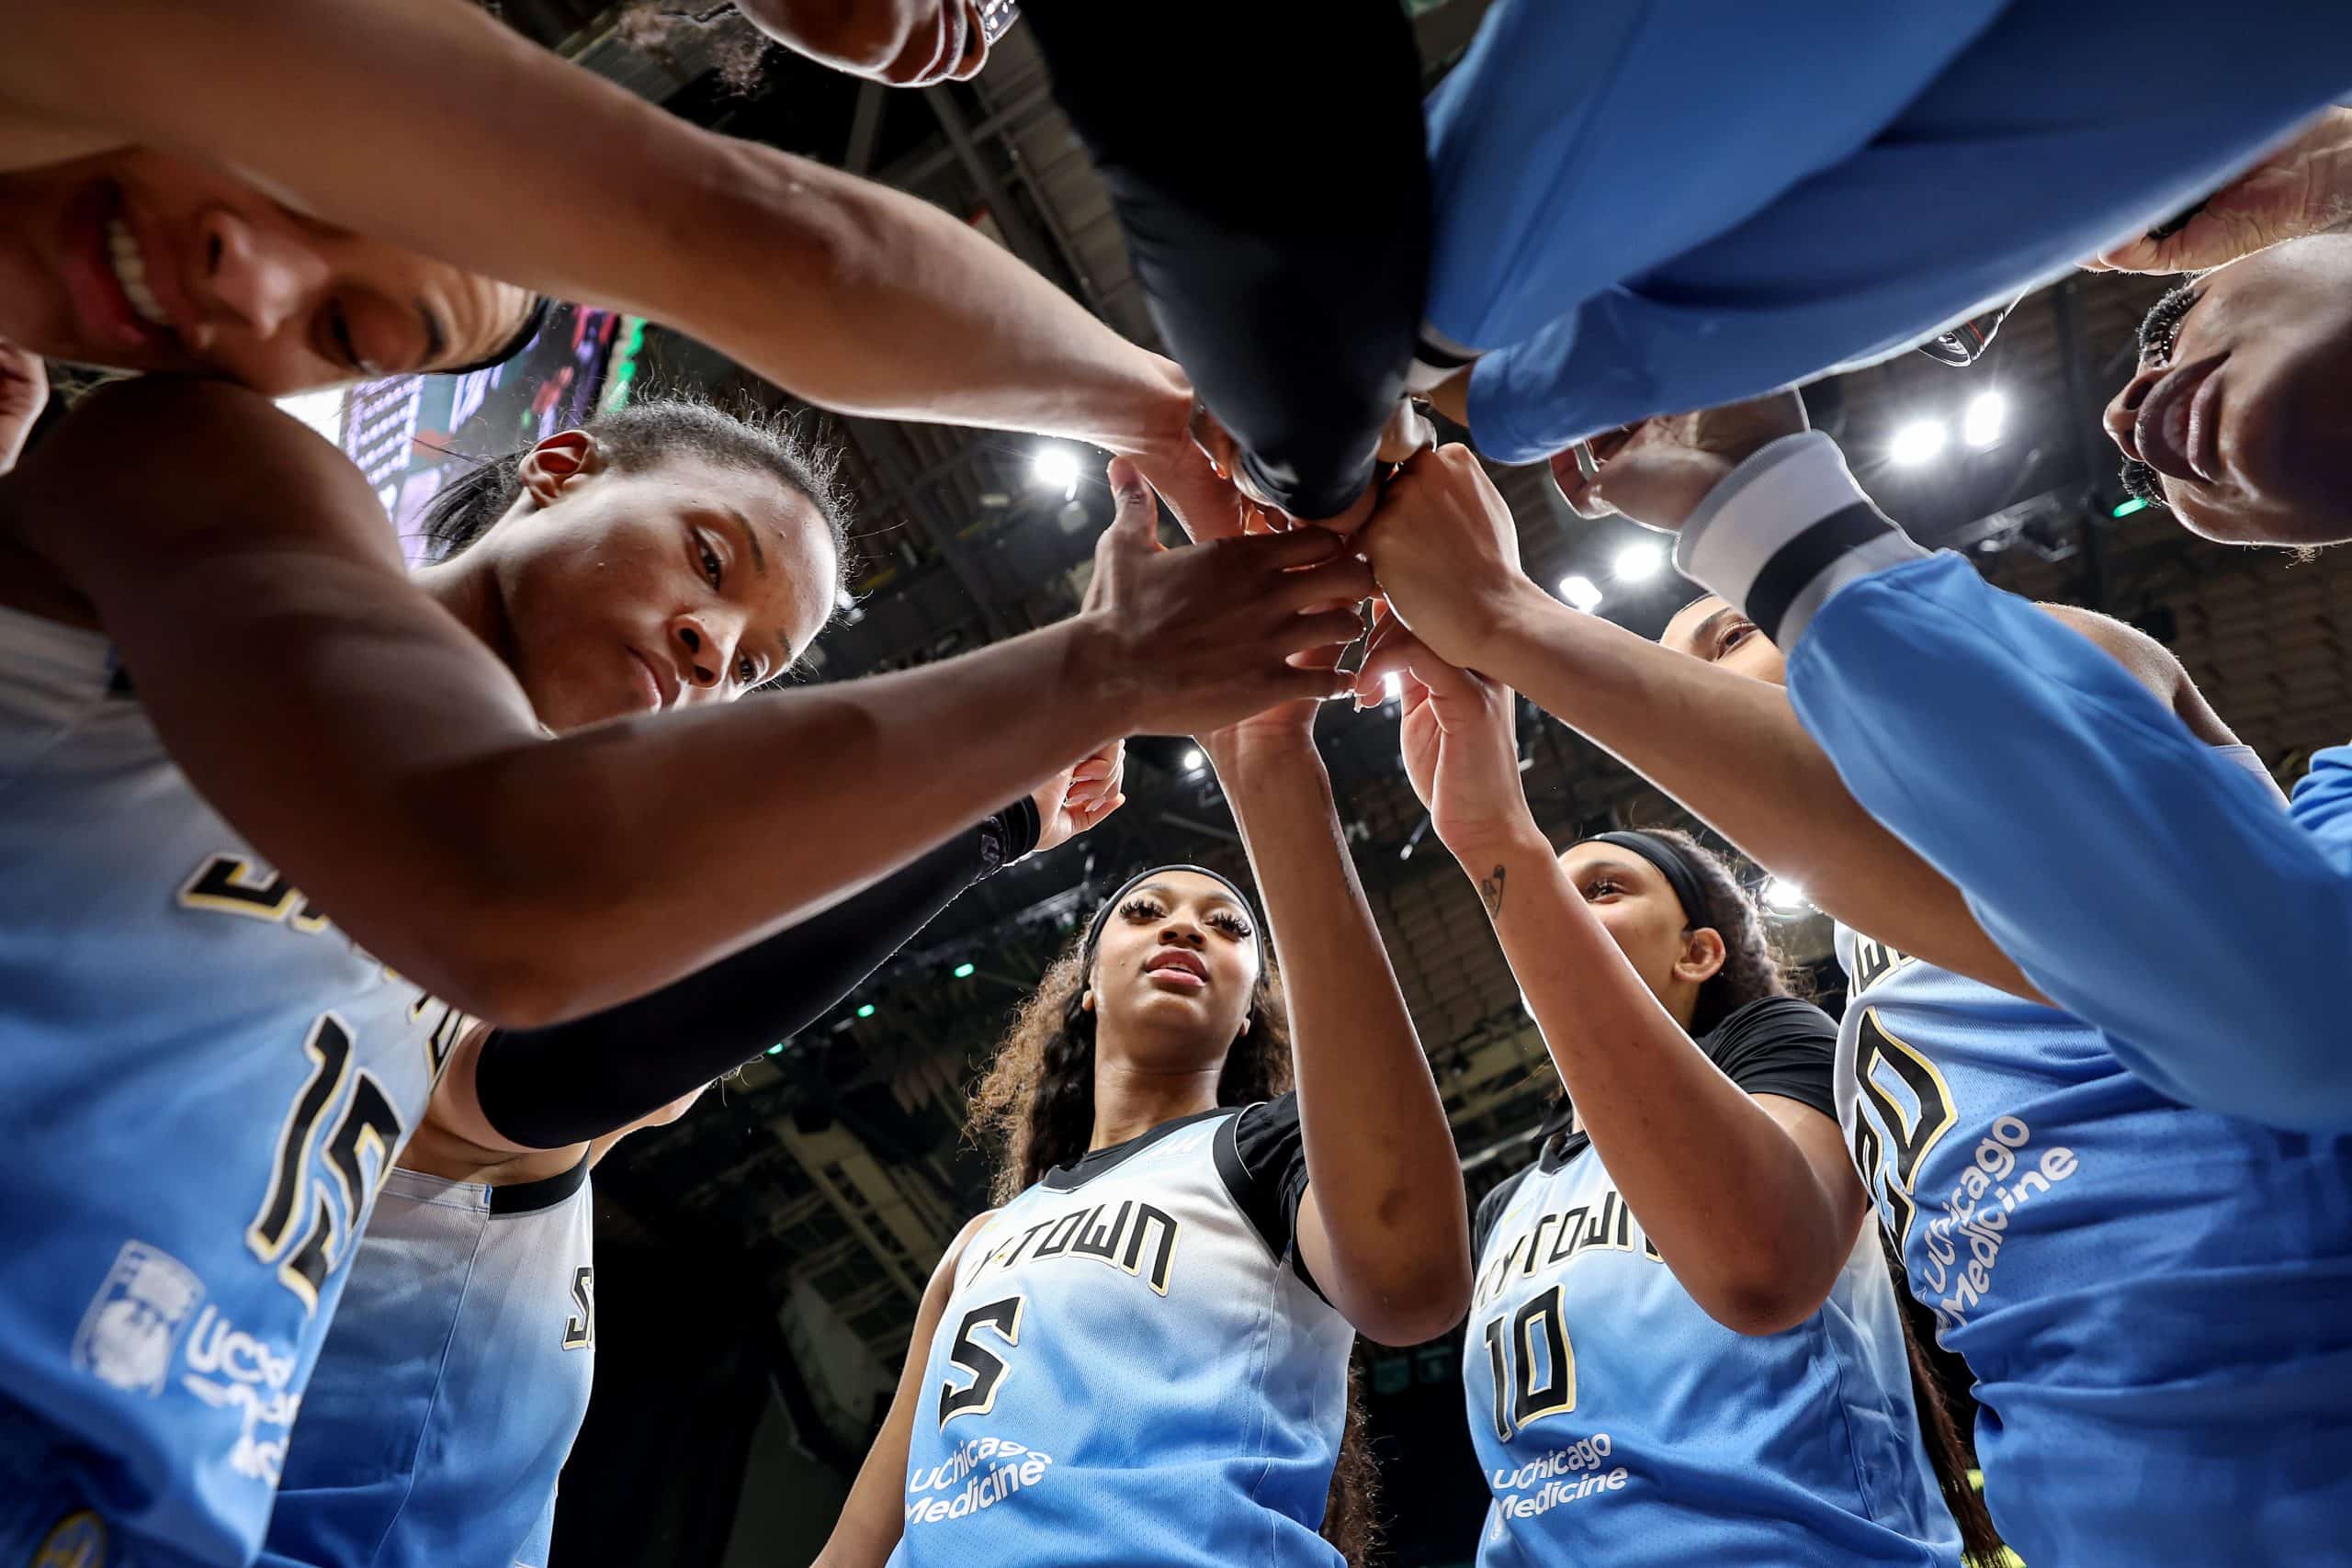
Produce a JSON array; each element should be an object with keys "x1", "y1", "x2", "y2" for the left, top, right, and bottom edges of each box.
[
  {"x1": 813, "y1": 1213, "x2": 991, "y2": 1568},
  {"x1": 1376, "y1": 634, "x2": 1862, "y2": 1334},
  {"x1": 2, "y1": 0, "x2": 1247, "y2": 529},
  {"x1": 1355, "y1": 442, "x2": 2041, "y2": 999},
  {"x1": 1204, "y1": 675, "x2": 1471, "y2": 1347},
  {"x1": 1, "y1": 381, "x2": 1366, "y2": 1026},
  {"x1": 1667, "y1": 428, "x2": 2352, "y2": 1129}
]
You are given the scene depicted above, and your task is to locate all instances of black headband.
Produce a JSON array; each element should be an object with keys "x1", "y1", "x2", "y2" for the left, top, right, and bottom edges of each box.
[
  {"x1": 1581, "y1": 831, "x2": 1709, "y2": 930},
  {"x1": 1080, "y1": 864, "x2": 1258, "y2": 967}
]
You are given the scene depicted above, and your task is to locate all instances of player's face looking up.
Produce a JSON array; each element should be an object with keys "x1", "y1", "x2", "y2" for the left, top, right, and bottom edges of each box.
[
  {"x1": 418, "y1": 433, "x2": 841, "y2": 736},
  {"x1": 2103, "y1": 231, "x2": 2352, "y2": 547},
  {"x1": 1555, "y1": 842, "x2": 1726, "y2": 1030},
  {"x1": 1662, "y1": 594, "x2": 1787, "y2": 686},
  {"x1": 0, "y1": 148, "x2": 534, "y2": 394},
  {"x1": 1086, "y1": 871, "x2": 1261, "y2": 1068}
]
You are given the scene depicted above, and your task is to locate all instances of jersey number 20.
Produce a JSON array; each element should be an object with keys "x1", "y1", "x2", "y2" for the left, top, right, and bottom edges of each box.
[
  {"x1": 1480, "y1": 1284, "x2": 1576, "y2": 1442},
  {"x1": 938, "y1": 1295, "x2": 1023, "y2": 1427}
]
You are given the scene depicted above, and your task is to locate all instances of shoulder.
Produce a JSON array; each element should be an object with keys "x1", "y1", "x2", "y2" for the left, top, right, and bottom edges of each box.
[
  {"x1": 1702, "y1": 995, "x2": 1840, "y2": 1121},
  {"x1": 1706, "y1": 994, "x2": 1837, "y2": 1055},
  {"x1": 2035, "y1": 602, "x2": 2236, "y2": 747},
  {"x1": 9, "y1": 377, "x2": 393, "y2": 575}
]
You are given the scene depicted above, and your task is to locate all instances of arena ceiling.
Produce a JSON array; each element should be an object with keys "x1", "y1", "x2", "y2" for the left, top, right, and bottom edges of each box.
[{"x1": 511, "y1": 0, "x2": 2352, "y2": 1465}]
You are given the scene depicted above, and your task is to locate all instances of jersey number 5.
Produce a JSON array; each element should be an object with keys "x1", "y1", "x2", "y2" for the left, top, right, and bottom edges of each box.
[
  {"x1": 938, "y1": 1295, "x2": 1023, "y2": 1427},
  {"x1": 248, "y1": 1015, "x2": 404, "y2": 1312},
  {"x1": 1480, "y1": 1284, "x2": 1576, "y2": 1442}
]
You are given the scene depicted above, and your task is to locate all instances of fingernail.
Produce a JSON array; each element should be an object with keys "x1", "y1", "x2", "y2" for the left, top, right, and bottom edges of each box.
[{"x1": 1106, "y1": 457, "x2": 1145, "y2": 499}]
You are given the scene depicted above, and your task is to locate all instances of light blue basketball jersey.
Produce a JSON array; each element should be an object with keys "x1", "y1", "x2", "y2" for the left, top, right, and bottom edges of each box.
[
  {"x1": 889, "y1": 1107, "x2": 1353, "y2": 1568},
  {"x1": 0, "y1": 606, "x2": 458, "y2": 1567},
  {"x1": 1834, "y1": 926, "x2": 2352, "y2": 1564},
  {"x1": 262, "y1": 1158, "x2": 596, "y2": 1568},
  {"x1": 1463, "y1": 1144, "x2": 1960, "y2": 1567}
]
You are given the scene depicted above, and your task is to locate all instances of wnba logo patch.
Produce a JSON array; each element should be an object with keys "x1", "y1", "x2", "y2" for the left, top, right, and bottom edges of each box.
[
  {"x1": 29, "y1": 1510, "x2": 106, "y2": 1568},
  {"x1": 71, "y1": 1241, "x2": 206, "y2": 1395}
]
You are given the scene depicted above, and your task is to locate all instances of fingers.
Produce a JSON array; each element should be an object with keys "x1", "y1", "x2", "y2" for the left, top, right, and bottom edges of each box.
[
  {"x1": 1288, "y1": 608, "x2": 1371, "y2": 649},
  {"x1": 1552, "y1": 462, "x2": 1618, "y2": 521},
  {"x1": 1271, "y1": 660, "x2": 1358, "y2": 705},
  {"x1": 1099, "y1": 457, "x2": 1163, "y2": 555},
  {"x1": 1376, "y1": 400, "x2": 1439, "y2": 466},
  {"x1": 1224, "y1": 522, "x2": 1343, "y2": 571},
  {"x1": 1272, "y1": 555, "x2": 1376, "y2": 613}
]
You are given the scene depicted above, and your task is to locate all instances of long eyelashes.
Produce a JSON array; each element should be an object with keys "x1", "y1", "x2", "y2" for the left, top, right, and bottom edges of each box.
[{"x1": 1118, "y1": 897, "x2": 1253, "y2": 940}]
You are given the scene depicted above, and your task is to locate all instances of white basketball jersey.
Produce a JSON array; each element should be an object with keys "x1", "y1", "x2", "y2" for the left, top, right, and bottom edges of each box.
[{"x1": 891, "y1": 1104, "x2": 1353, "y2": 1568}]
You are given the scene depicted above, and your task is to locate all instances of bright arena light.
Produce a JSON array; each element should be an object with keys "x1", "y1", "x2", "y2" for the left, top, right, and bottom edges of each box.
[
  {"x1": 1889, "y1": 419, "x2": 1948, "y2": 466},
  {"x1": 1384, "y1": 672, "x2": 1404, "y2": 705},
  {"x1": 1558, "y1": 574, "x2": 1604, "y2": 612},
  {"x1": 1614, "y1": 541, "x2": 1665, "y2": 581},
  {"x1": 1030, "y1": 445, "x2": 1081, "y2": 492},
  {"x1": 1181, "y1": 748, "x2": 1204, "y2": 772},
  {"x1": 1962, "y1": 390, "x2": 2007, "y2": 449},
  {"x1": 1762, "y1": 876, "x2": 1810, "y2": 912}
]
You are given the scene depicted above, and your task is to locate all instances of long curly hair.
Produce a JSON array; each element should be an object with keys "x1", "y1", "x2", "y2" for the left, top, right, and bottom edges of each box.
[
  {"x1": 1620, "y1": 830, "x2": 2006, "y2": 1565},
  {"x1": 967, "y1": 931, "x2": 1383, "y2": 1567}
]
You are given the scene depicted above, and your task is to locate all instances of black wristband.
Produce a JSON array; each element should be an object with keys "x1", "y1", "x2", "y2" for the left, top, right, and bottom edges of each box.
[{"x1": 980, "y1": 795, "x2": 1042, "y2": 876}]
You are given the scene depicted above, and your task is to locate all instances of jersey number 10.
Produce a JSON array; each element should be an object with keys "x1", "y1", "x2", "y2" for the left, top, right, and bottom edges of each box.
[{"x1": 1480, "y1": 1284, "x2": 1577, "y2": 1442}]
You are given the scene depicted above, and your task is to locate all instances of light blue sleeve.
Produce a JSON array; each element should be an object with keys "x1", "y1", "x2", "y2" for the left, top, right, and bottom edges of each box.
[
  {"x1": 1440, "y1": 0, "x2": 2352, "y2": 461},
  {"x1": 1786, "y1": 553, "x2": 2352, "y2": 1130}
]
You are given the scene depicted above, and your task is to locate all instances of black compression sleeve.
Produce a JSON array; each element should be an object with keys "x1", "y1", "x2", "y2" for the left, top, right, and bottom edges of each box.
[
  {"x1": 1021, "y1": 0, "x2": 1430, "y2": 522},
  {"x1": 471, "y1": 797, "x2": 1040, "y2": 1149}
]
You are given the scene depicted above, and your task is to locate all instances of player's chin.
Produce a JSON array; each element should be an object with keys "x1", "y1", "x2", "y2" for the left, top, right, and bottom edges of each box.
[{"x1": 2170, "y1": 480, "x2": 2352, "y2": 548}]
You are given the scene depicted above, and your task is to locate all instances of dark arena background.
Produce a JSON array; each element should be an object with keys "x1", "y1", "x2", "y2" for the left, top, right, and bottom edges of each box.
[{"x1": 273, "y1": 5, "x2": 2352, "y2": 1563}]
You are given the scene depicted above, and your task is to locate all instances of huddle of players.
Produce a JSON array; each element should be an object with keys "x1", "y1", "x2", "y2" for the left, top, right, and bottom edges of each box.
[{"x1": 5, "y1": 3, "x2": 2352, "y2": 1565}]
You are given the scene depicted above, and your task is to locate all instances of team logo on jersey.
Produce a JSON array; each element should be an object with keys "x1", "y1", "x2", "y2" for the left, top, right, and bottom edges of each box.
[
  {"x1": 28, "y1": 1510, "x2": 106, "y2": 1568},
  {"x1": 70, "y1": 1241, "x2": 204, "y2": 1396},
  {"x1": 182, "y1": 1303, "x2": 301, "y2": 1484}
]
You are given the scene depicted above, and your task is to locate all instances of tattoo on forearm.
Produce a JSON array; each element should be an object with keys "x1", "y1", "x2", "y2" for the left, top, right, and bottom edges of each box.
[{"x1": 1479, "y1": 865, "x2": 1506, "y2": 919}]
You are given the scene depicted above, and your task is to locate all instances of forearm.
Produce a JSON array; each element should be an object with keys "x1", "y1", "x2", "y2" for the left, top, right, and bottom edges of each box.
[
  {"x1": 1217, "y1": 742, "x2": 1468, "y2": 1341},
  {"x1": 1459, "y1": 822, "x2": 1851, "y2": 1322},
  {"x1": 1470, "y1": 577, "x2": 2038, "y2": 998},
  {"x1": 394, "y1": 626, "x2": 1114, "y2": 1022},
  {"x1": 461, "y1": 802, "x2": 1034, "y2": 1149},
  {"x1": 18, "y1": 0, "x2": 1186, "y2": 447},
  {"x1": 1679, "y1": 433, "x2": 2352, "y2": 1128}
]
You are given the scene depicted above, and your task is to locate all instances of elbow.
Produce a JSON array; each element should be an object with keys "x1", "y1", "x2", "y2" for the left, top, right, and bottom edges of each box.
[
  {"x1": 1691, "y1": 1253, "x2": 1837, "y2": 1338},
  {"x1": 1346, "y1": 1253, "x2": 1474, "y2": 1348},
  {"x1": 413, "y1": 941, "x2": 595, "y2": 1032}
]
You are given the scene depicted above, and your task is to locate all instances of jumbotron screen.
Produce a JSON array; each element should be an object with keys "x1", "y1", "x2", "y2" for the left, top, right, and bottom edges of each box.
[{"x1": 333, "y1": 302, "x2": 628, "y2": 559}]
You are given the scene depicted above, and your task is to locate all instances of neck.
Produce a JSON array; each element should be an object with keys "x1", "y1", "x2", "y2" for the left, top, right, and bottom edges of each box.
[
  {"x1": 1085, "y1": 1030, "x2": 1224, "y2": 1154},
  {"x1": 410, "y1": 545, "x2": 514, "y2": 670}
]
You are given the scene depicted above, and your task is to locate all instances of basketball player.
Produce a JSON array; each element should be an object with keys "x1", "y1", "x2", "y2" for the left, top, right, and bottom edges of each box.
[
  {"x1": 815, "y1": 679, "x2": 1472, "y2": 1565},
  {"x1": 0, "y1": 2, "x2": 1249, "y2": 532},
  {"x1": 1372, "y1": 635, "x2": 1988, "y2": 1564},
  {"x1": 265, "y1": 737, "x2": 1125, "y2": 1568},
  {"x1": 1353, "y1": 441, "x2": 2352, "y2": 1564},
  {"x1": 0, "y1": 380, "x2": 1360, "y2": 1564}
]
